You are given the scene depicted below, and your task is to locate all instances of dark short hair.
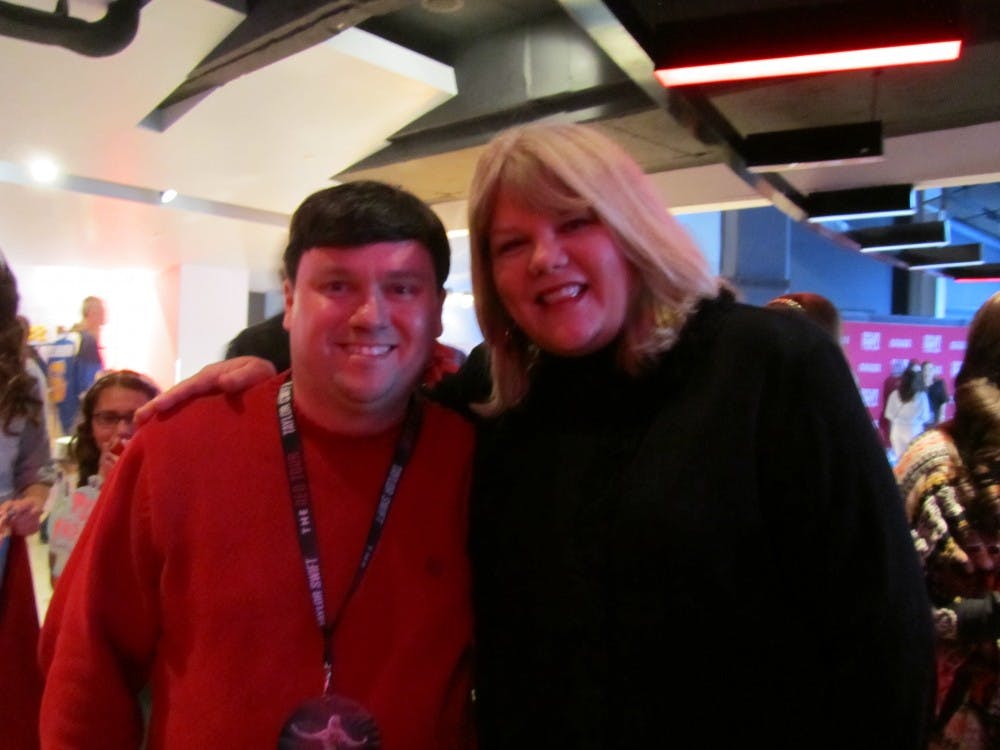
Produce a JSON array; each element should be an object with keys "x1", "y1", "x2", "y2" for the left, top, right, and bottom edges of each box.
[{"x1": 282, "y1": 181, "x2": 450, "y2": 287}]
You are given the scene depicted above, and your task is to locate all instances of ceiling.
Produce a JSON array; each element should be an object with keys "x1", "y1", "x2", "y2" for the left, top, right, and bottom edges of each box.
[{"x1": 1, "y1": 0, "x2": 999, "y2": 288}]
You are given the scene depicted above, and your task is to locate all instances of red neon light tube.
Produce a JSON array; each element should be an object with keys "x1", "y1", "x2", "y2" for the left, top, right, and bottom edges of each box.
[{"x1": 655, "y1": 40, "x2": 961, "y2": 87}]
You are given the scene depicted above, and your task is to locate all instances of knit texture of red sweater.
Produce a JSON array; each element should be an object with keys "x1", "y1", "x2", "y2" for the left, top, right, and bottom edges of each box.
[{"x1": 40, "y1": 375, "x2": 475, "y2": 749}]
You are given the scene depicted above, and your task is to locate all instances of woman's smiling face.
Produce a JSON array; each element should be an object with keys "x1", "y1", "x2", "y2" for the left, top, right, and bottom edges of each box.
[{"x1": 488, "y1": 186, "x2": 636, "y2": 357}]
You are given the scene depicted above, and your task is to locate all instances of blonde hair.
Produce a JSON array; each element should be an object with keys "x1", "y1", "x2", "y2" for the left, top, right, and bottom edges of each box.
[{"x1": 468, "y1": 122, "x2": 719, "y2": 415}]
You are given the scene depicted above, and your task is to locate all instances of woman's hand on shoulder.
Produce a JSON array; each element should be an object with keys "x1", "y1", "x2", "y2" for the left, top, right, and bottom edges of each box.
[{"x1": 135, "y1": 356, "x2": 277, "y2": 425}]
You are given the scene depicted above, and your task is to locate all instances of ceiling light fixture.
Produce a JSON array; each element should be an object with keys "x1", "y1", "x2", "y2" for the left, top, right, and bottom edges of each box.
[
  {"x1": 847, "y1": 220, "x2": 950, "y2": 252},
  {"x1": 943, "y1": 263, "x2": 1000, "y2": 283},
  {"x1": 650, "y1": 1, "x2": 962, "y2": 87},
  {"x1": 807, "y1": 184, "x2": 915, "y2": 222},
  {"x1": 743, "y1": 121, "x2": 883, "y2": 173},
  {"x1": 899, "y1": 243, "x2": 982, "y2": 270},
  {"x1": 159, "y1": 188, "x2": 178, "y2": 204},
  {"x1": 28, "y1": 156, "x2": 60, "y2": 184},
  {"x1": 655, "y1": 41, "x2": 961, "y2": 87}
]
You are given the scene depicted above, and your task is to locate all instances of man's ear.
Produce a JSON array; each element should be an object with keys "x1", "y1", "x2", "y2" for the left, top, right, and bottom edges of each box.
[{"x1": 282, "y1": 278, "x2": 294, "y2": 331}]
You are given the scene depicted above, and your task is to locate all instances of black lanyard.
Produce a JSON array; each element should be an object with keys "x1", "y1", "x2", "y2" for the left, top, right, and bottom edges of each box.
[{"x1": 277, "y1": 379, "x2": 423, "y2": 695}]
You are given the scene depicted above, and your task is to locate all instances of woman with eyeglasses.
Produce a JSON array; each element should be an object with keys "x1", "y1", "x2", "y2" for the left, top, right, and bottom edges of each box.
[
  {"x1": 896, "y1": 290, "x2": 1000, "y2": 750},
  {"x1": 47, "y1": 370, "x2": 159, "y2": 584}
]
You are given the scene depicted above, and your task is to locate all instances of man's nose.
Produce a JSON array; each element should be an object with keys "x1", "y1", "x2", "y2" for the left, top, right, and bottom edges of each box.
[{"x1": 350, "y1": 287, "x2": 388, "y2": 327}]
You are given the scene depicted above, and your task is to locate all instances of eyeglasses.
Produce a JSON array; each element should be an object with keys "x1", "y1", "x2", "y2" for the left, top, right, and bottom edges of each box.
[{"x1": 92, "y1": 410, "x2": 136, "y2": 428}]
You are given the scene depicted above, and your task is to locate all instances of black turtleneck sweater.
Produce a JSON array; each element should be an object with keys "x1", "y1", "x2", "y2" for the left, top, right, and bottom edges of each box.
[{"x1": 435, "y1": 293, "x2": 934, "y2": 749}]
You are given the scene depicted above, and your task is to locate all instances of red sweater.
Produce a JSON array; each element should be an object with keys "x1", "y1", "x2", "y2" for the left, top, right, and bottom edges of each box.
[{"x1": 40, "y1": 376, "x2": 475, "y2": 749}]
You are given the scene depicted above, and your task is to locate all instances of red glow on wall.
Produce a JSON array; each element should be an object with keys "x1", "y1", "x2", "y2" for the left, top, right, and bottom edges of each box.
[{"x1": 654, "y1": 40, "x2": 961, "y2": 87}]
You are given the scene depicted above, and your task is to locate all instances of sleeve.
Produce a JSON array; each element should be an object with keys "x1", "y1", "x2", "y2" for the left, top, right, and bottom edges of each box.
[
  {"x1": 897, "y1": 437, "x2": 997, "y2": 646},
  {"x1": 39, "y1": 434, "x2": 162, "y2": 749},
  {"x1": 763, "y1": 336, "x2": 935, "y2": 748},
  {"x1": 15, "y1": 408, "x2": 55, "y2": 492}
]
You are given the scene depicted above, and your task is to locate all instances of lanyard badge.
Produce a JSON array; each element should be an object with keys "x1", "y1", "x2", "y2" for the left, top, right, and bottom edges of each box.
[{"x1": 275, "y1": 379, "x2": 422, "y2": 748}]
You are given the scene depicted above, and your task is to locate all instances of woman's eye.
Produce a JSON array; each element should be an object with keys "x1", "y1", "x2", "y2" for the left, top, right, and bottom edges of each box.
[
  {"x1": 559, "y1": 215, "x2": 593, "y2": 233},
  {"x1": 492, "y1": 238, "x2": 526, "y2": 256}
]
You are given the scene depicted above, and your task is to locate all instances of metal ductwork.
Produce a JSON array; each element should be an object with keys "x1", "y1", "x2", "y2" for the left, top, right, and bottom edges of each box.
[
  {"x1": 341, "y1": 10, "x2": 649, "y2": 173},
  {"x1": 0, "y1": 0, "x2": 143, "y2": 57},
  {"x1": 143, "y1": 0, "x2": 414, "y2": 131}
]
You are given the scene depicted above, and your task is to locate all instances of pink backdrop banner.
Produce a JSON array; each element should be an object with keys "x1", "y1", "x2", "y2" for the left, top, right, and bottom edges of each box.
[{"x1": 840, "y1": 321, "x2": 967, "y2": 431}]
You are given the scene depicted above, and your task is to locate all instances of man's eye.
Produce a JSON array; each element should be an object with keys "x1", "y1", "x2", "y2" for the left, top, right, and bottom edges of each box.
[
  {"x1": 322, "y1": 281, "x2": 350, "y2": 294},
  {"x1": 388, "y1": 283, "x2": 418, "y2": 297}
]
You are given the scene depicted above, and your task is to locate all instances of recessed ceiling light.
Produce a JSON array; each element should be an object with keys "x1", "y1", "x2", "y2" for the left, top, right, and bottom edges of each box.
[{"x1": 28, "y1": 157, "x2": 59, "y2": 184}]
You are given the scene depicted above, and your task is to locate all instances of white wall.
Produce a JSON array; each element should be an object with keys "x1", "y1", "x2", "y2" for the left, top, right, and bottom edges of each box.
[
  {"x1": 176, "y1": 265, "x2": 249, "y2": 380},
  {"x1": 15, "y1": 262, "x2": 251, "y2": 389},
  {"x1": 17, "y1": 263, "x2": 176, "y2": 389}
]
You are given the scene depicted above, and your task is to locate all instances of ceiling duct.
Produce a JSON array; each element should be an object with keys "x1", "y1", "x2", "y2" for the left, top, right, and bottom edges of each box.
[
  {"x1": 942, "y1": 262, "x2": 1000, "y2": 282},
  {"x1": 743, "y1": 121, "x2": 883, "y2": 173},
  {"x1": 847, "y1": 220, "x2": 951, "y2": 252},
  {"x1": 0, "y1": 0, "x2": 142, "y2": 57},
  {"x1": 141, "y1": 0, "x2": 413, "y2": 131},
  {"x1": 340, "y1": 10, "x2": 645, "y2": 174},
  {"x1": 806, "y1": 184, "x2": 915, "y2": 223},
  {"x1": 897, "y1": 242, "x2": 982, "y2": 270}
]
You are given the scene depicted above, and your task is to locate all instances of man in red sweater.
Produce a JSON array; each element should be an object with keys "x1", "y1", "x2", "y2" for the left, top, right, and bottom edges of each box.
[{"x1": 39, "y1": 183, "x2": 475, "y2": 749}]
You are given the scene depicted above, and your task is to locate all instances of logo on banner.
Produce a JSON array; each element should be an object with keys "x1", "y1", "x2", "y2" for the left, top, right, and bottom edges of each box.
[
  {"x1": 861, "y1": 388, "x2": 880, "y2": 408},
  {"x1": 923, "y1": 334, "x2": 942, "y2": 353},
  {"x1": 951, "y1": 361, "x2": 963, "y2": 377},
  {"x1": 950, "y1": 340, "x2": 967, "y2": 351},
  {"x1": 858, "y1": 363, "x2": 882, "y2": 374},
  {"x1": 889, "y1": 337, "x2": 913, "y2": 349},
  {"x1": 862, "y1": 331, "x2": 881, "y2": 351}
]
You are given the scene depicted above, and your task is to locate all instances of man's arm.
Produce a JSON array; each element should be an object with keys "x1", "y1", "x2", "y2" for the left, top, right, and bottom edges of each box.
[
  {"x1": 136, "y1": 341, "x2": 471, "y2": 423},
  {"x1": 135, "y1": 356, "x2": 276, "y2": 424}
]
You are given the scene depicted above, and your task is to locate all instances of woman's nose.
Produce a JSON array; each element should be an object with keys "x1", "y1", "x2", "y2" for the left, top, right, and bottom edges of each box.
[{"x1": 527, "y1": 234, "x2": 568, "y2": 275}]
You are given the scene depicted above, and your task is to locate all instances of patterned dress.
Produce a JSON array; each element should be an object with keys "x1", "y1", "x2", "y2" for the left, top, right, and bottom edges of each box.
[{"x1": 897, "y1": 427, "x2": 1000, "y2": 749}]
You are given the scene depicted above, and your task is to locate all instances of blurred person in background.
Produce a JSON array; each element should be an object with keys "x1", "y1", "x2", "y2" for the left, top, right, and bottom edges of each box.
[
  {"x1": 886, "y1": 362, "x2": 933, "y2": 462},
  {"x1": 46, "y1": 370, "x2": 160, "y2": 586},
  {"x1": 765, "y1": 291, "x2": 842, "y2": 341},
  {"x1": 0, "y1": 256, "x2": 55, "y2": 750},
  {"x1": 923, "y1": 360, "x2": 951, "y2": 429},
  {"x1": 896, "y1": 290, "x2": 1000, "y2": 749},
  {"x1": 47, "y1": 296, "x2": 107, "y2": 435}
]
